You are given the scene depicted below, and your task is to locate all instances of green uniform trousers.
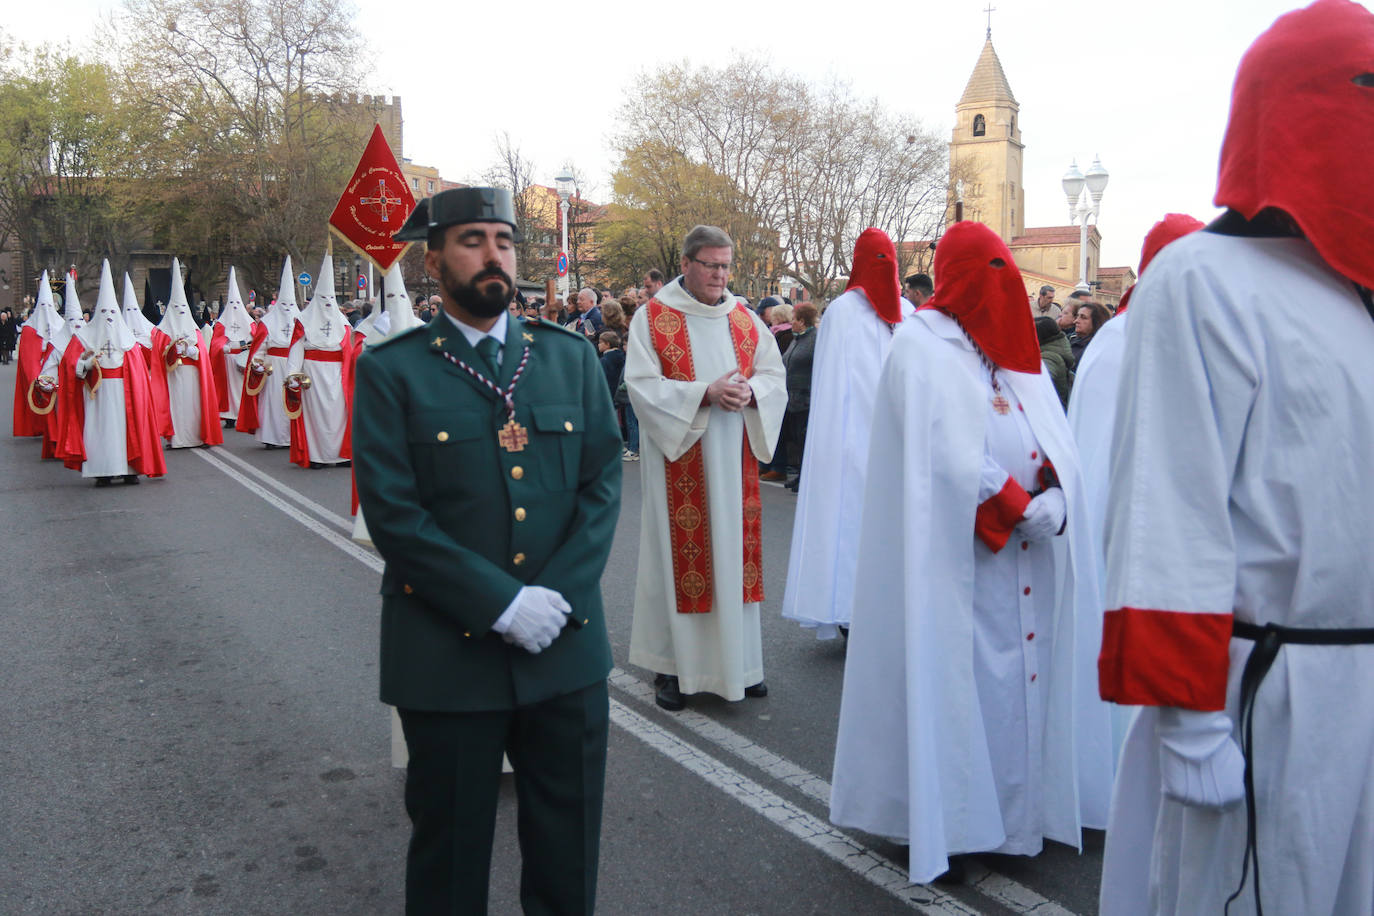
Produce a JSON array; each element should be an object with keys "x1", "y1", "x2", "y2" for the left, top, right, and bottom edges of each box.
[{"x1": 398, "y1": 681, "x2": 609, "y2": 915}]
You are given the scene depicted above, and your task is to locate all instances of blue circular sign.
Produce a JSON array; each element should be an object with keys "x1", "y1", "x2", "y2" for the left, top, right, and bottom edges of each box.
[
  {"x1": 298, "y1": 271, "x2": 312, "y2": 287},
  {"x1": 556, "y1": 252, "x2": 568, "y2": 277},
  {"x1": 357, "y1": 275, "x2": 367, "y2": 290}
]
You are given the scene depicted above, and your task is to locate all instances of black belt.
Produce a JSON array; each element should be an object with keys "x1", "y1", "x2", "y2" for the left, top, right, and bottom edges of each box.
[{"x1": 1226, "y1": 620, "x2": 1374, "y2": 915}]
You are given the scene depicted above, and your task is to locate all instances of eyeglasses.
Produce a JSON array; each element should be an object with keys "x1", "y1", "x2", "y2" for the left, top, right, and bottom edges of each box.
[{"x1": 689, "y1": 257, "x2": 732, "y2": 273}]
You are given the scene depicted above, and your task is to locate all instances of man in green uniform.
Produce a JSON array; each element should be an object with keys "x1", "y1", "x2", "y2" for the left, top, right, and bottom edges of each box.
[{"x1": 353, "y1": 187, "x2": 622, "y2": 915}]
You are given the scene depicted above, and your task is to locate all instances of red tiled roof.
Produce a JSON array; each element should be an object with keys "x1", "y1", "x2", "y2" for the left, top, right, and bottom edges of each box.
[{"x1": 1009, "y1": 225, "x2": 1094, "y2": 246}]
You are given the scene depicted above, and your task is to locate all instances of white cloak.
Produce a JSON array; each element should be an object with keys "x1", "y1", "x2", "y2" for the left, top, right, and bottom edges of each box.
[
  {"x1": 1098, "y1": 232, "x2": 1374, "y2": 916},
  {"x1": 165, "y1": 331, "x2": 207, "y2": 448},
  {"x1": 781, "y1": 289, "x2": 914, "y2": 638},
  {"x1": 1065, "y1": 313, "x2": 1137, "y2": 756},
  {"x1": 626, "y1": 278, "x2": 787, "y2": 700},
  {"x1": 286, "y1": 327, "x2": 348, "y2": 465},
  {"x1": 830, "y1": 308, "x2": 1113, "y2": 883},
  {"x1": 76, "y1": 352, "x2": 132, "y2": 478}
]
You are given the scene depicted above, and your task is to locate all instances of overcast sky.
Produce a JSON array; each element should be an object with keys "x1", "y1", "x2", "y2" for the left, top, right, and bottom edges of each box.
[{"x1": 6, "y1": 0, "x2": 1346, "y2": 269}]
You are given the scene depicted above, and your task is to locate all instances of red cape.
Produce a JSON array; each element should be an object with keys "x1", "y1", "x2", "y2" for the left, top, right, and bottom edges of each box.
[
  {"x1": 149, "y1": 328, "x2": 223, "y2": 445},
  {"x1": 287, "y1": 322, "x2": 359, "y2": 472},
  {"x1": 13, "y1": 326, "x2": 50, "y2": 437},
  {"x1": 209, "y1": 323, "x2": 231, "y2": 413},
  {"x1": 234, "y1": 322, "x2": 270, "y2": 434},
  {"x1": 56, "y1": 339, "x2": 166, "y2": 478}
]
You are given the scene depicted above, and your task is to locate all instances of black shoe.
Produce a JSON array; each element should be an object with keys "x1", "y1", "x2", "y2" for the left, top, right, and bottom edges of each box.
[
  {"x1": 839, "y1": 626, "x2": 849, "y2": 640},
  {"x1": 94, "y1": 477, "x2": 112, "y2": 488},
  {"x1": 932, "y1": 856, "x2": 967, "y2": 885},
  {"x1": 784, "y1": 476, "x2": 799, "y2": 491},
  {"x1": 655, "y1": 674, "x2": 685, "y2": 711},
  {"x1": 223, "y1": 418, "x2": 235, "y2": 428},
  {"x1": 744, "y1": 682, "x2": 768, "y2": 698},
  {"x1": 123, "y1": 475, "x2": 140, "y2": 485},
  {"x1": 309, "y1": 461, "x2": 324, "y2": 469}
]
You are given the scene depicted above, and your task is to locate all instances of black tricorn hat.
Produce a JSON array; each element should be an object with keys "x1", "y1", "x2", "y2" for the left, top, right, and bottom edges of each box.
[{"x1": 392, "y1": 187, "x2": 524, "y2": 243}]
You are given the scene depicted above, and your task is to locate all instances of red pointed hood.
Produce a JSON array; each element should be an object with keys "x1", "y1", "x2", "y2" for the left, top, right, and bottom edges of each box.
[
  {"x1": 845, "y1": 228, "x2": 903, "y2": 325},
  {"x1": 922, "y1": 221, "x2": 1040, "y2": 373},
  {"x1": 1215, "y1": 0, "x2": 1374, "y2": 289},
  {"x1": 1118, "y1": 213, "x2": 1205, "y2": 313}
]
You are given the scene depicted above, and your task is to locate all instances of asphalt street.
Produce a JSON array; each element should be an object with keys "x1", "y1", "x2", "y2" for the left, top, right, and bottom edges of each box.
[{"x1": 0, "y1": 359, "x2": 1105, "y2": 915}]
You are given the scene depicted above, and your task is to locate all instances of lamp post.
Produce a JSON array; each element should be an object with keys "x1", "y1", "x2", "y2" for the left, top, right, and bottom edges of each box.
[
  {"x1": 1061, "y1": 155, "x2": 1109, "y2": 293},
  {"x1": 554, "y1": 168, "x2": 574, "y2": 303}
]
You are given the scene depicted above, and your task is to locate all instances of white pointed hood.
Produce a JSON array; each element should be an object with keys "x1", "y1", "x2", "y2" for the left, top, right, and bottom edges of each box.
[
  {"x1": 261, "y1": 255, "x2": 300, "y2": 345},
  {"x1": 81, "y1": 260, "x2": 135, "y2": 355},
  {"x1": 22, "y1": 270, "x2": 63, "y2": 342},
  {"x1": 62, "y1": 269, "x2": 86, "y2": 335},
  {"x1": 215, "y1": 266, "x2": 254, "y2": 342},
  {"x1": 122, "y1": 272, "x2": 155, "y2": 348},
  {"x1": 156, "y1": 258, "x2": 199, "y2": 339},
  {"x1": 297, "y1": 253, "x2": 346, "y2": 347},
  {"x1": 376, "y1": 261, "x2": 422, "y2": 339}
]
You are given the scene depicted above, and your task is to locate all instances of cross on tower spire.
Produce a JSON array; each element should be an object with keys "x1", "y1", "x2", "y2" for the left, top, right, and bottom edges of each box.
[{"x1": 984, "y1": 2, "x2": 996, "y2": 38}]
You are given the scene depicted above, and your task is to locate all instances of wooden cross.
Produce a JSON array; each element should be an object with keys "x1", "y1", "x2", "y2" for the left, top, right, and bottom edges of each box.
[{"x1": 359, "y1": 178, "x2": 405, "y2": 223}]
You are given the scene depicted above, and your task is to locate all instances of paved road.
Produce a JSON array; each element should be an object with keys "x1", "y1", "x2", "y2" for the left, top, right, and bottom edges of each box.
[{"x1": 0, "y1": 360, "x2": 1104, "y2": 915}]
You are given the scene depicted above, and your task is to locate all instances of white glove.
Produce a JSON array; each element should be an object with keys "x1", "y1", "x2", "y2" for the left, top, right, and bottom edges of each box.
[
  {"x1": 76, "y1": 353, "x2": 96, "y2": 376},
  {"x1": 1016, "y1": 488, "x2": 1066, "y2": 542},
  {"x1": 176, "y1": 338, "x2": 191, "y2": 357},
  {"x1": 1157, "y1": 707, "x2": 1246, "y2": 809},
  {"x1": 493, "y1": 585, "x2": 571, "y2": 654}
]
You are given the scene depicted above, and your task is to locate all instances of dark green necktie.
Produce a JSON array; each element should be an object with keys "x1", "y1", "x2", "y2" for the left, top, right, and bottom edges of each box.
[{"x1": 475, "y1": 335, "x2": 502, "y2": 379}]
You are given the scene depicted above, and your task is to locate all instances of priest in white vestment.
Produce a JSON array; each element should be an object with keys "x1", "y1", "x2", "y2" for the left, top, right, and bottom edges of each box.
[
  {"x1": 830, "y1": 220, "x2": 1113, "y2": 885},
  {"x1": 151, "y1": 258, "x2": 222, "y2": 448},
  {"x1": 1098, "y1": 3, "x2": 1374, "y2": 913},
  {"x1": 210, "y1": 266, "x2": 254, "y2": 425},
  {"x1": 236, "y1": 257, "x2": 299, "y2": 448},
  {"x1": 626, "y1": 225, "x2": 786, "y2": 710},
  {"x1": 55, "y1": 260, "x2": 165, "y2": 484},
  {"x1": 284, "y1": 252, "x2": 357, "y2": 468},
  {"x1": 781, "y1": 228, "x2": 913, "y2": 639}
]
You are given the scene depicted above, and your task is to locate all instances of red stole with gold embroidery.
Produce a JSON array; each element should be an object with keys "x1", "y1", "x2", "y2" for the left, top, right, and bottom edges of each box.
[{"x1": 646, "y1": 299, "x2": 764, "y2": 613}]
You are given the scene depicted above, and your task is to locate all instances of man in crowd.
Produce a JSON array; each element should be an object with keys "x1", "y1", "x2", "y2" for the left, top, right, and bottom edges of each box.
[
  {"x1": 783, "y1": 229, "x2": 913, "y2": 639},
  {"x1": 1098, "y1": 2, "x2": 1374, "y2": 912},
  {"x1": 1032, "y1": 285, "x2": 1060, "y2": 320},
  {"x1": 567, "y1": 287, "x2": 603, "y2": 340},
  {"x1": 354, "y1": 187, "x2": 622, "y2": 915},
  {"x1": 831, "y1": 221, "x2": 1113, "y2": 884},
  {"x1": 625, "y1": 225, "x2": 787, "y2": 711},
  {"x1": 902, "y1": 272, "x2": 933, "y2": 308},
  {"x1": 643, "y1": 269, "x2": 665, "y2": 301}
]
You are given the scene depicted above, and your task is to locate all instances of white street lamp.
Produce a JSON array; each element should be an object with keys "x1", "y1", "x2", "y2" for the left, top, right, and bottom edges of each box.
[
  {"x1": 1062, "y1": 155, "x2": 1108, "y2": 293},
  {"x1": 554, "y1": 168, "x2": 575, "y2": 301}
]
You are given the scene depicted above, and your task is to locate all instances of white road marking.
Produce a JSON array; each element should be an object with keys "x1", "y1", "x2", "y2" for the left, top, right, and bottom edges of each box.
[
  {"x1": 609, "y1": 669, "x2": 1081, "y2": 916},
  {"x1": 204, "y1": 445, "x2": 355, "y2": 531},
  {"x1": 608, "y1": 697, "x2": 986, "y2": 915},
  {"x1": 198, "y1": 444, "x2": 1084, "y2": 916}
]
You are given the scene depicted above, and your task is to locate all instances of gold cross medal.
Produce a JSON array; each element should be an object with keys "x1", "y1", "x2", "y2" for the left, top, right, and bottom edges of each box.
[
  {"x1": 991, "y1": 394, "x2": 1011, "y2": 415},
  {"x1": 498, "y1": 418, "x2": 529, "y2": 453}
]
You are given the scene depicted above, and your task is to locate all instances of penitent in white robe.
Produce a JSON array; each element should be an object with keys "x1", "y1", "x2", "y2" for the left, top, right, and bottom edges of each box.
[
  {"x1": 1099, "y1": 232, "x2": 1374, "y2": 916},
  {"x1": 781, "y1": 289, "x2": 913, "y2": 639},
  {"x1": 76, "y1": 352, "x2": 132, "y2": 478},
  {"x1": 286, "y1": 330, "x2": 348, "y2": 465},
  {"x1": 830, "y1": 308, "x2": 1113, "y2": 884},
  {"x1": 626, "y1": 278, "x2": 787, "y2": 700},
  {"x1": 165, "y1": 334, "x2": 206, "y2": 449},
  {"x1": 220, "y1": 348, "x2": 248, "y2": 422}
]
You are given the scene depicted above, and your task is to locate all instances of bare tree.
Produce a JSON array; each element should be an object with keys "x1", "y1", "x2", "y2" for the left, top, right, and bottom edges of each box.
[{"x1": 481, "y1": 132, "x2": 542, "y2": 280}]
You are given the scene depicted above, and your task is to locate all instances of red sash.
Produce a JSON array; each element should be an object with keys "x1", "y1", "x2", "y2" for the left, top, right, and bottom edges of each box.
[{"x1": 646, "y1": 300, "x2": 764, "y2": 614}]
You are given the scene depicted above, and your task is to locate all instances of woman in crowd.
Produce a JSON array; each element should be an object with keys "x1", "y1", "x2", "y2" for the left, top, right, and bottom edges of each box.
[
  {"x1": 781, "y1": 303, "x2": 819, "y2": 490},
  {"x1": 1070, "y1": 302, "x2": 1111, "y2": 369}
]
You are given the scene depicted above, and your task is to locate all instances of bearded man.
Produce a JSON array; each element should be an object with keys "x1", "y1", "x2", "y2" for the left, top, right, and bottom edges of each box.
[{"x1": 353, "y1": 187, "x2": 623, "y2": 915}]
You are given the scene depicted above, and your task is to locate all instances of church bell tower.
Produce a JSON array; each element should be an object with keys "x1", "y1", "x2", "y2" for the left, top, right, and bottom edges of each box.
[{"x1": 949, "y1": 32, "x2": 1025, "y2": 242}]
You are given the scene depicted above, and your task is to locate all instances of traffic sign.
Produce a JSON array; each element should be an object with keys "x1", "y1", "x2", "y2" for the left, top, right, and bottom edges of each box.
[
  {"x1": 357, "y1": 275, "x2": 367, "y2": 290},
  {"x1": 556, "y1": 252, "x2": 568, "y2": 278},
  {"x1": 298, "y1": 271, "x2": 312, "y2": 287}
]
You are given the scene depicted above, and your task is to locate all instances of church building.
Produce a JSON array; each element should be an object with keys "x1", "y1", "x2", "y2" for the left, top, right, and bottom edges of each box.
[{"x1": 948, "y1": 33, "x2": 1133, "y2": 307}]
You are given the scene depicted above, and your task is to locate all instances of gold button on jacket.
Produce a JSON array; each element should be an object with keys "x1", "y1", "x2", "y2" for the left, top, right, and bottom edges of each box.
[
  {"x1": 511, "y1": 466, "x2": 524, "y2": 480},
  {"x1": 514, "y1": 507, "x2": 527, "y2": 521},
  {"x1": 436, "y1": 431, "x2": 449, "y2": 442}
]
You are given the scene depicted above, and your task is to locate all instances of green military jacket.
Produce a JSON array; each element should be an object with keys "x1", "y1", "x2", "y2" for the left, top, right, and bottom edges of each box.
[{"x1": 353, "y1": 313, "x2": 622, "y2": 712}]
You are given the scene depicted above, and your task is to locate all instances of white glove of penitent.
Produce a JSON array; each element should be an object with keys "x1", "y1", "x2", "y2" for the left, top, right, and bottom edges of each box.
[
  {"x1": 1016, "y1": 488, "x2": 1066, "y2": 542},
  {"x1": 495, "y1": 585, "x2": 571, "y2": 654},
  {"x1": 1157, "y1": 706, "x2": 1246, "y2": 809}
]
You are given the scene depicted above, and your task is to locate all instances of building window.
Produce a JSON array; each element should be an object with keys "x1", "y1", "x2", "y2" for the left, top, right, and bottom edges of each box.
[
  {"x1": 411, "y1": 177, "x2": 420, "y2": 191},
  {"x1": 427, "y1": 180, "x2": 434, "y2": 193},
  {"x1": 973, "y1": 114, "x2": 986, "y2": 137}
]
